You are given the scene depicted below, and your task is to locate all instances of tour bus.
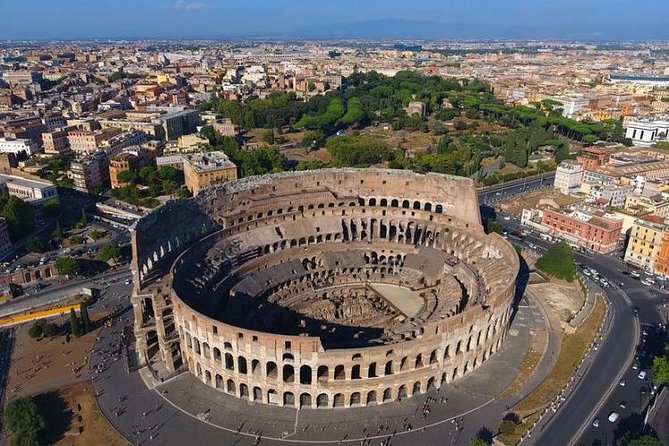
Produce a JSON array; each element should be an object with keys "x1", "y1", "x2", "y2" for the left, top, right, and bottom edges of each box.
[{"x1": 539, "y1": 233, "x2": 553, "y2": 242}]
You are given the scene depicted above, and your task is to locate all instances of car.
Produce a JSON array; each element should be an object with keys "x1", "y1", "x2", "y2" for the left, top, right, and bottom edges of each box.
[
  {"x1": 592, "y1": 418, "x2": 601, "y2": 427},
  {"x1": 599, "y1": 278, "x2": 610, "y2": 287},
  {"x1": 631, "y1": 271, "x2": 640, "y2": 279},
  {"x1": 495, "y1": 192, "x2": 502, "y2": 196},
  {"x1": 632, "y1": 361, "x2": 640, "y2": 370},
  {"x1": 527, "y1": 243, "x2": 538, "y2": 250},
  {"x1": 608, "y1": 412, "x2": 620, "y2": 423},
  {"x1": 641, "y1": 279, "x2": 654, "y2": 286},
  {"x1": 503, "y1": 216, "x2": 511, "y2": 221},
  {"x1": 619, "y1": 401, "x2": 626, "y2": 409},
  {"x1": 638, "y1": 371, "x2": 647, "y2": 380},
  {"x1": 619, "y1": 379, "x2": 626, "y2": 387},
  {"x1": 589, "y1": 268, "x2": 599, "y2": 275}
]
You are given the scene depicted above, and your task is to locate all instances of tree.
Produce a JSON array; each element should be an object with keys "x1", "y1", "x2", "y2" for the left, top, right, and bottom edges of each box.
[
  {"x1": 499, "y1": 420, "x2": 517, "y2": 436},
  {"x1": 158, "y1": 165, "x2": 178, "y2": 182},
  {"x1": 80, "y1": 304, "x2": 91, "y2": 334},
  {"x1": 261, "y1": 129, "x2": 275, "y2": 145},
  {"x1": 5, "y1": 397, "x2": 44, "y2": 445},
  {"x1": 52, "y1": 221, "x2": 65, "y2": 240},
  {"x1": 68, "y1": 235, "x2": 84, "y2": 245},
  {"x1": 116, "y1": 170, "x2": 138, "y2": 184},
  {"x1": 302, "y1": 130, "x2": 326, "y2": 148},
  {"x1": 69, "y1": 308, "x2": 82, "y2": 337},
  {"x1": 99, "y1": 244, "x2": 121, "y2": 262},
  {"x1": 628, "y1": 435, "x2": 663, "y2": 446},
  {"x1": 138, "y1": 166, "x2": 157, "y2": 184},
  {"x1": 652, "y1": 346, "x2": 669, "y2": 385},
  {"x1": 55, "y1": 257, "x2": 80, "y2": 277},
  {"x1": 42, "y1": 198, "x2": 61, "y2": 219},
  {"x1": 89, "y1": 229, "x2": 105, "y2": 241},
  {"x1": 536, "y1": 241, "x2": 577, "y2": 282},
  {"x1": 25, "y1": 237, "x2": 43, "y2": 253},
  {"x1": 43, "y1": 323, "x2": 59, "y2": 337},
  {"x1": 28, "y1": 320, "x2": 45, "y2": 339},
  {"x1": 0, "y1": 195, "x2": 34, "y2": 241}
]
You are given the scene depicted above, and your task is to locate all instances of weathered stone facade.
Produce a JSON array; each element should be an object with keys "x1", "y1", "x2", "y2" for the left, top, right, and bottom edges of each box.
[{"x1": 131, "y1": 169, "x2": 519, "y2": 409}]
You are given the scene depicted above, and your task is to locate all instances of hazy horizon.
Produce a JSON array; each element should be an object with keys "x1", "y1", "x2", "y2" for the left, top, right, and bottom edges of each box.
[{"x1": 2, "y1": 0, "x2": 669, "y2": 41}]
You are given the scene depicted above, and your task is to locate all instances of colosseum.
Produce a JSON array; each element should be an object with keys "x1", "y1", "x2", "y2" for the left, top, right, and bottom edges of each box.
[{"x1": 130, "y1": 168, "x2": 519, "y2": 409}]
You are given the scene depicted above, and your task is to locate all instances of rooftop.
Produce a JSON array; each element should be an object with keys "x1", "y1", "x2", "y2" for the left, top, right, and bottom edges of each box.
[{"x1": 183, "y1": 151, "x2": 236, "y2": 172}]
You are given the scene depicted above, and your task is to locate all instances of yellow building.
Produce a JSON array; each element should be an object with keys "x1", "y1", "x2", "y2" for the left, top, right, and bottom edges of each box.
[
  {"x1": 624, "y1": 194, "x2": 669, "y2": 220},
  {"x1": 623, "y1": 219, "x2": 667, "y2": 271},
  {"x1": 183, "y1": 151, "x2": 237, "y2": 195}
]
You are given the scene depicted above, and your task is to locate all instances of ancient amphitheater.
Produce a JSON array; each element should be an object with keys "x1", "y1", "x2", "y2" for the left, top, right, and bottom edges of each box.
[{"x1": 130, "y1": 169, "x2": 519, "y2": 409}]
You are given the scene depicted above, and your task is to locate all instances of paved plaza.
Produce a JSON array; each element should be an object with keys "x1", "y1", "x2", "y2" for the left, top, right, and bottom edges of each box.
[{"x1": 91, "y1": 296, "x2": 551, "y2": 445}]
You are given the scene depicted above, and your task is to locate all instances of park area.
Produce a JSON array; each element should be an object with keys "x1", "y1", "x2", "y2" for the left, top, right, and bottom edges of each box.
[{"x1": 4, "y1": 311, "x2": 126, "y2": 445}]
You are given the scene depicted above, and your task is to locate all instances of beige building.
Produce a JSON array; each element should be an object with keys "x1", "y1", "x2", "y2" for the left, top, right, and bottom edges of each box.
[
  {"x1": 624, "y1": 194, "x2": 669, "y2": 220},
  {"x1": 624, "y1": 219, "x2": 667, "y2": 271},
  {"x1": 68, "y1": 128, "x2": 121, "y2": 154},
  {"x1": 183, "y1": 151, "x2": 237, "y2": 195}
]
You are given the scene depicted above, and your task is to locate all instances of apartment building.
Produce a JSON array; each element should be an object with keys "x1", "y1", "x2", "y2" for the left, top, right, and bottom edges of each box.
[
  {"x1": 542, "y1": 207, "x2": 623, "y2": 254},
  {"x1": 554, "y1": 161, "x2": 584, "y2": 195},
  {"x1": 68, "y1": 128, "x2": 121, "y2": 154},
  {"x1": 0, "y1": 138, "x2": 39, "y2": 156},
  {"x1": 183, "y1": 151, "x2": 237, "y2": 195},
  {"x1": 624, "y1": 219, "x2": 667, "y2": 271}
]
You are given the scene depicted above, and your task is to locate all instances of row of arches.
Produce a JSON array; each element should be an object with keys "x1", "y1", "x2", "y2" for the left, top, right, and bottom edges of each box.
[
  {"x1": 188, "y1": 337, "x2": 507, "y2": 408},
  {"x1": 180, "y1": 310, "x2": 510, "y2": 386}
]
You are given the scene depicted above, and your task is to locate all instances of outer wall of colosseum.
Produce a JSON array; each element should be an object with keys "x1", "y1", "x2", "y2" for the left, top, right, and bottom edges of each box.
[{"x1": 130, "y1": 169, "x2": 519, "y2": 409}]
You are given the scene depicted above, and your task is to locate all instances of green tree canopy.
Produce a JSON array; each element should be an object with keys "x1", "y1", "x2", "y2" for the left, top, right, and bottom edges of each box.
[
  {"x1": 55, "y1": 257, "x2": 80, "y2": 277},
  {"x1": 652, "y1": 346, "x2": 669, "y2": 386},
  {"x1": 5, "y1": 397, "x2": 45, "y2": 445},
  {"x1": 536, "y1": 241, "x2": 577, "y2": 282},
  {"x1": 0, "y1": 195, "x2": 34, "y2": 241},
  {"x1": 326, "y1": 135, "x2": 390, "y2": 167},
  {"x1": 99, "y1": 244, "x2": 121, "y2": 262},
  {"x1": 116, "y1": 170, "x2": 137, "y2": 184},
  {"x1": 42, "y1": 198, "x2": 61, "y2": 219},
  {"x1": 158, "y1": 165, "x2": 179, "y2": 182}
]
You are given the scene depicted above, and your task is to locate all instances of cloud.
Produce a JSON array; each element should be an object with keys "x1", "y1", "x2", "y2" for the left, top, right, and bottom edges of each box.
[{"x1": 174, "y1": 1, "x2": 207, "y2": 11}]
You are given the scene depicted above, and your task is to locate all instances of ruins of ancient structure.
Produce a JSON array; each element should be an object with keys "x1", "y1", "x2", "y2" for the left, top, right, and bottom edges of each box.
[{"x1": 130, "y1": 169, "x2": 519, "y2": 408}]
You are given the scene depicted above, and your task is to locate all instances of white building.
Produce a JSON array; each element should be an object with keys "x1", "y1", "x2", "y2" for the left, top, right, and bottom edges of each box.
[
  {"x1": 588, "y1": 185, "x2": 633, "y2": 208},
  {"x1": 554, "y1": 161, "x2": 584, "y2": 195},
  {"x1": 0, "y1": 138, "x2": 39, "y2": 156},
  {"x1": 625, "y1": 119, "x2": 669, "y2": 147},
  {"x1": 553, "y1": 94, "x2": 589, "y2": 119},
  {"x1": 0, "y1": 174, "x2": 58, "y2": 222}
]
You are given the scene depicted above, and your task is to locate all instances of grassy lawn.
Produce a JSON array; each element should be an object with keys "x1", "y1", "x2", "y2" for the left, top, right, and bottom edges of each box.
[{"x1": 499, "y1": 295, "x2": 605, "y2": 445}]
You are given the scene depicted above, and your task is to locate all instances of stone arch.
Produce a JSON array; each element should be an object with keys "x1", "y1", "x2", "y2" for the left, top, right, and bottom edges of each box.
[
  {"x1": 334, "y1": 365, "x2": 345, "y2": 380},
  {"x1": 267, "y1": 389, "x2": 277, "y2": 405},
  {"x1": 253, "y1": 386, "x2": 262, "y2": 401},
  {"x1": 424, "y1": 202, "x2": 432, "y2": 212},
  {"x1": 225, "y1": 353, "x2": 234, "y2": 370},
  {"x1": 391, "y1": 199, "x2": 399, "y2": 207},
  {"x1": 413, "y1": 201, "x2": 421, "y2": 210},
  {"x1": 240, "y1": 383, "x2": 249, "y2": 399},
  {"x1": 333, "y1": 393, "x2": 344, "y2": 408},
  {"x1": 351, "y1": 364, "x2": 361, "y2": 380},
  {"x1": 300, "y1": 365, "x2": 312, "y2": 385},
  {"x1": 237, "y1": 356, "x2": 248, "y2": 374},
  {"x1": 226, "y1": 378, "x2": 236, "y2": 394},
  {"x1": 283, "y1": 364, "x2": 295, "y2": 383},
  {"x1": 205, "y1": 370, "x2": 211, "y2": 385},
  {"x1": 202, "y1": 342, "x2": 211, "y2": 359},
  {"x1": 368, "y1": 362, "x2": 377, "y2": 378},
  {"x1": 427, "y1": 376, "x2": 436, "y2": 390},
  {"x1": 366, "y1": 390, "x2": 377, "y2": 405},
  {"x1": 413, "y1": 381, "x2": 421, "y2": 395},
  {"x1": 300, "y1": 393, "x2": 312, "y2": 408},
  {"x1": 283, "y1": 392, "x2": 295, "y2": 406},
  {"x1": 415, "y1": 354, "x2": 423, "y2": 369},
  {"x1": 350, "y1": 392, "x2": 361, "y2": 406},
  {"x1": 369, "y1": 198, "x2": 377, "y2": 206},
  {"x1": 429, "y1": 350, "x2": 438, "y2": 365},
  {"x1": 267, "y1": 361, "x2": 278, "y2": 380},
  {"x1": 317, "y1": 365, "x2": 329, "y2": 382},
  {"x1": 398, "y1": 385, "x2": 408, "y2": 399},
  {"x1": 317, "y1": 393, "x2": 329, "y2": 408},
  {"x1": 252, "y1": 359, "x2": 261, "y2": 376},
  {"x1": 215, "y1": 373, "x2": 223, "y2": 388},
  {"x1": 384, "y1": 360, "x2": 393, "y2": 376},
  {"x1": 380, "y1": 198, "x2": 388, "y2": 206},
  {"x1": 383, "y1": 388, "x2": 392, "y2": 402}
]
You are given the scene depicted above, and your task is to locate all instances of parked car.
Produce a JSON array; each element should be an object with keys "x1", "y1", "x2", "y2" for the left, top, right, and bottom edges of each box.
[
  {"x1": 630, "y1": 271, "x2": 640, "y2": 279},
  {"x1": 592, "y1": 418, "x2": 600, "y2": 427},
  {"x1": 638, "y1": 371, "x2": 647, "y2": 380},
  {"x1": 608, "y1": 412, "x2": 620, "y2": 423}
]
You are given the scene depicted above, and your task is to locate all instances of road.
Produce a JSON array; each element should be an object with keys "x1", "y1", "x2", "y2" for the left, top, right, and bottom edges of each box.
[
  {"x1": 493, "y1": 212, "x2": 666, "y2": 446},
  {"x1": 477, "y1": 172, "x2": 555, "y2": 204},
  {"x1": 0, "y1": 267, "x2": 131, "y2": 318}
]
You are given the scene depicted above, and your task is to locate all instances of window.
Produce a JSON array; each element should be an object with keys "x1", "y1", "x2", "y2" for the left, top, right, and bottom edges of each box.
[
  {"x1": 285, "y1": 341, "x2": 291, "y2": 349},
  {"x1": 212, "y1": 326, "x2": 218, "y2": 335}
]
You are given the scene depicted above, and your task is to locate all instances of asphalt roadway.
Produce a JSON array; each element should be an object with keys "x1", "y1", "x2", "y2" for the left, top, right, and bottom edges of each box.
[{"x1": 493, "y1": 214, "x2": 667, "y2": 446}]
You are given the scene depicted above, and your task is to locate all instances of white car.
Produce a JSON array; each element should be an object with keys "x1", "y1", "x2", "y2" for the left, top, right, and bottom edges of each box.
[
  {"x1": 583, "y1": 269, "x2": 592, "y2": 276},
  {"x1": 641, "y1": 279, "x2": 654, "y2": 286},
  {"x1": 638, "y1": 370, "x2": 647, "y2": 380},
  {"x1": 608, "y1": 412, "x2": 620, "y2": 423},
  {"x1": 503, "y1": 216, "x2": 511, "y2": 221},
  {"x1": 630, "y1": 271, "x2": 640, "y2": 278}
]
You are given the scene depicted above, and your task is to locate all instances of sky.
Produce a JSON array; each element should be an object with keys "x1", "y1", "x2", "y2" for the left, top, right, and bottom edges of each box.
[{"x1": 1, "y1": 0, "x2": 668, "y2": 40}]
